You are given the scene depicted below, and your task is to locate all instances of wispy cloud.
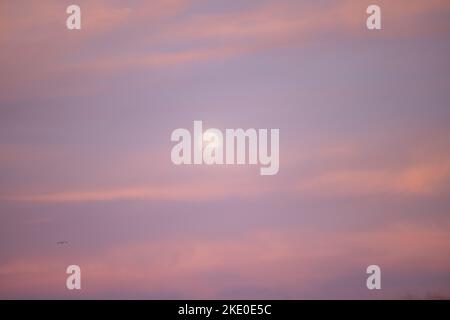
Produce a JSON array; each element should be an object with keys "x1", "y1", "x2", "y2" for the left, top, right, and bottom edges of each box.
[
  {"x1": 3, "y1": 0, "x2": 449, "y2": 100},
  {"x1": 1, "y1": 0, "x2": 450, "y2": 299},
  {"x1": 296, "y1": 162, "x2": 450, "y2": 197},
  {"x1": 3, "y1": 142, "x2": 450, "y2": 203},
  {"x1": 1, "y1": 223, "x2": 450, "y2": 298}
]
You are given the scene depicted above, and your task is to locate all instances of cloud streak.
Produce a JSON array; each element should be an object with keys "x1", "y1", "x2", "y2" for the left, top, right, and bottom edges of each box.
[{"x1": 1, "y1": 222, "x2": 450, "y2": 299}]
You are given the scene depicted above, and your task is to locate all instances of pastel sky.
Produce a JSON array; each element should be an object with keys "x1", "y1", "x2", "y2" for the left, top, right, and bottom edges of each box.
[{"x1": 1, "y1": 0, "x2": 450, "y2": 299}]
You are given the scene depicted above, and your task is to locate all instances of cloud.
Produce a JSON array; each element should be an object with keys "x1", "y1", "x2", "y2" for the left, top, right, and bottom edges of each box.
[
  {"x1": 0, "y1": 172, "x2": 274, "y2": 204},
  {"x1": 2, "y1": 0, "x2": 450, "y2": 101},
  {"x1": 2, "y1": 140, "x2": 450, "y2": 203},
  {"x1": 1, "y1": 222, "x2": 450, "y2": 298},
  {"x1": 290, "y1": 133, "x2": 450, "y2": 198},
  {"x1": 296, "y1": 162, "x2": 450, "y2": 197},
  {"x1": 2, "y1": 185, "x2": 226, "y2": 203}
]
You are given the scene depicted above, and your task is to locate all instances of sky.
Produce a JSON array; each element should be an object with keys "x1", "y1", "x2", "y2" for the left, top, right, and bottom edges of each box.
[{"x1": 1, "y1": 0, "x2": 450, "y2": 299}]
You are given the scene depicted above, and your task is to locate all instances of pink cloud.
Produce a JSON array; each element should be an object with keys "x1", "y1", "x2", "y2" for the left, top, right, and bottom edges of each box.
[
  {"x1": 3, "y1": 139, "x2": 450, "y2": 203},
  {"x1": 296, "y1": 158, "x2": 450, "y2": 197},
  {"x1": 2, "y1": 0, "x2": 450, "y2": 101},
  {"x1": 1, "y1": 222, "x2": 450, "y2": 298},
  {"x1": 0, "y1": 168, "x2": 275, "y2": 203}
]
